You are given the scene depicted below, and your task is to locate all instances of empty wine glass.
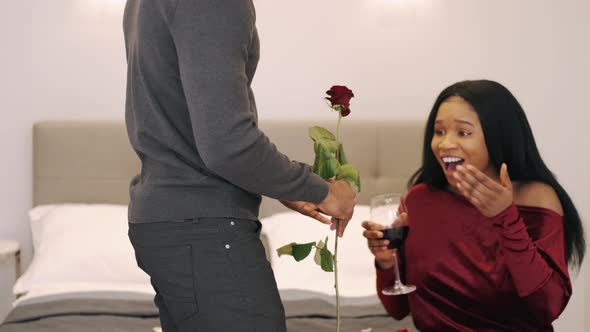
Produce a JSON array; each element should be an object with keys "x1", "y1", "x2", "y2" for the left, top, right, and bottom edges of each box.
[{"x1": 370, "y1": 193, "x2": 416, "y2": 296}]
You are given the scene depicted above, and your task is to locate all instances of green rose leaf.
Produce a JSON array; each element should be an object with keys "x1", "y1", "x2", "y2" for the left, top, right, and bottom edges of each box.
[
  {"x1": 315, "y1": 138, "x2": 339, "y2": 155},
  {"x1": 309, "y1": 126, "x2": 335, "y2": 143},
  {"x1": 276, "y1": 243, "x2": 295, "y2": 257},
  {"x1": 336, "y1": 164, "x2": 361, "y2": 193},
  {"x1": 320, "y1": 247, "x2": 334, "y2": 272},
  {"x1": 316, "y1": 239, "x2": 326, "y2": 250},
  {"x1": 313, "y1": 140, "x2": 341, "y2": 179},
  {"x1": 337, "y1": 143, "x2": 348, "y2": 165},
  {"x1": 319, "y1": 236, "x2": 334, "y2": 272},
  {"x1": 313, "y1": 239, "x2": 326, "y2": 266},
  {"x1": 314, "y1": 248, "x2": 321, "y2": 266},
  {"x1": 277, "y1": 242, "x2": 316, "y2": 262},
  {"x1": 292, "y1": 242, "x2": 315, "y2": 262}
]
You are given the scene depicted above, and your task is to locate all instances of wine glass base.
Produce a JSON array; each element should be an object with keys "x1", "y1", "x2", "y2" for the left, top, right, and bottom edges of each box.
[{"x1": 381, "y1": 284, "x2": 416, "y2": 296}]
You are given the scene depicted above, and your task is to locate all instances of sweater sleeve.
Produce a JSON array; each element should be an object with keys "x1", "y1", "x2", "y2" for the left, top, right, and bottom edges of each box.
[
  {"x1": 168, "y1": 0, "x2": 328, "y2": 203},
  {"x1": 492, "y1": 205, "x2": 571, "y2": 324}
]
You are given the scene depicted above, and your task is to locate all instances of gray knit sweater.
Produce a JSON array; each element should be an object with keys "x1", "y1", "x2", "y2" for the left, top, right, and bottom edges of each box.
[{"x1": 123, "y1": 0, "x2": 328, "y2": 223}]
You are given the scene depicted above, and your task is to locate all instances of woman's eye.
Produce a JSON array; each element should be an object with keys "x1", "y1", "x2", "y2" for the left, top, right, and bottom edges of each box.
[
  {"x1": 458, "y1": 130, "x2": 471, "y2": 137},
  {"x1": 434, "y1": 129, "x2": 445, "y2": 136}
]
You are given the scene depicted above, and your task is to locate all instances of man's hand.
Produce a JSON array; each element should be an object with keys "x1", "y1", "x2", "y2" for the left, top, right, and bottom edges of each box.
[
  {"x1": 280, "y1": 200, "x2": 332, "y2": 225},
  {"x1": 317, "y1": 180, "x2": 356, "y2": 237}
]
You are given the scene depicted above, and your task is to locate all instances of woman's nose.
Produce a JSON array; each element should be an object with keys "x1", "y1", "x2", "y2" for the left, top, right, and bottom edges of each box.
[{"x1": 438, "y1": 135, "x2": 456, "y2": 149}]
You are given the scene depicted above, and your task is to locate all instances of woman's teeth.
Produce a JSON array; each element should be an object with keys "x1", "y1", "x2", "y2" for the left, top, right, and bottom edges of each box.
[
  {"x1": 442, "y1": 156, "x2": 463, "y2": 163},
  {"x1": 442, "y1": 156, "x2": 464, "y2": 171}
]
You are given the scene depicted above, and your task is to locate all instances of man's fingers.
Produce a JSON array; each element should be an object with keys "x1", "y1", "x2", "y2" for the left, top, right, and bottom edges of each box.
[
  {"x1": 315, "y1": 216, "x2": 331, "y2": 225},
  {"x1": 284, "y1": 201, "x2": 333, "y2": 225},
  {"x1": 328, "y1": 216, "x2": 351, "y2": 238},
  {"x1": 308, "y1": 210, "x2": 331, "y2": 225},
  {"x1": 330, "y1": 217, "x2": 341, "y2": 232},
  {"x1": 337, "y1": 218, "x2": 350, "y2": 237},
  {"x1": 298, "y1": 203, "x2": 331, "y2": 225}
]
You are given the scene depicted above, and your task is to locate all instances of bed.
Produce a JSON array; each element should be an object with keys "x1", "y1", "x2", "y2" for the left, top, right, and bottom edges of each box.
[{"x1": 0, "y1": 120, "x2": 424, "y2": 331}]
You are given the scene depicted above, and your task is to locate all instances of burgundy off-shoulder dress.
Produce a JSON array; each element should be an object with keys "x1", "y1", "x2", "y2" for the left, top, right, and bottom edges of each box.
[{"x1": 376, "y1": 184, "x2": 571, "y2": 332}]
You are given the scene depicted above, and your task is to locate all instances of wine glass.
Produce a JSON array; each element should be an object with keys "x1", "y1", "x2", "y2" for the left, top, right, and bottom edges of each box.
[{"x1": 370, "y1": 193, "x2": 416, "y2": 296}]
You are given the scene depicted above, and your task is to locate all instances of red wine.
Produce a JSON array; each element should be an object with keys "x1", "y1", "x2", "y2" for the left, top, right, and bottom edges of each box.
[{"x1": 381, "y1": 226, "x2": 409, "y2": 249}]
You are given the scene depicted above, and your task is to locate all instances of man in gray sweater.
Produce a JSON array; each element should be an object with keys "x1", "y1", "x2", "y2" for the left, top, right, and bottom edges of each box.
[{"x1": 123, "y1": 1, "x2": 356, "y2": 331}]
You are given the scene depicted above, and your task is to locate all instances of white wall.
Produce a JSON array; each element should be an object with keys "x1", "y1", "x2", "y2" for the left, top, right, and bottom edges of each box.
[{"x1": 0, "y1": 0, "x2": 588, "y2": 330}]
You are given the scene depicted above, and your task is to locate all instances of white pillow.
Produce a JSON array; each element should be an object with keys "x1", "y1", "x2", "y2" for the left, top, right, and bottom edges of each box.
[
  {"x1": 14, "y1": 204, "x2": 151, "y2": 295},
  {"x1": 262, "y1": 205, "x2": 381, "y2": 298},
  {"x1": 28, "y1": 204, "x2": 58, "y2": 251}
]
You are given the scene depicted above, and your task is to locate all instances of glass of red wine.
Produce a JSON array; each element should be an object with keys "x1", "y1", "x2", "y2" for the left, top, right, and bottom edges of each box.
[{"x1": 370, "y1": 193, "x2": 416, "y2": 296}]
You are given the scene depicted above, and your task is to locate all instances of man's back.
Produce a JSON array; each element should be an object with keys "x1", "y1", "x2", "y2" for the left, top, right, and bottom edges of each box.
[{"x1": 123, "y1": 0, "x2": 328, "y2": 223}]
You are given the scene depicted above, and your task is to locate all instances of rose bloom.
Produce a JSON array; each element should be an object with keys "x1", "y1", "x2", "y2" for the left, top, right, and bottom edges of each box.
[{"x1": 326, "y1": 85, "x2": 354, "y2": 116}]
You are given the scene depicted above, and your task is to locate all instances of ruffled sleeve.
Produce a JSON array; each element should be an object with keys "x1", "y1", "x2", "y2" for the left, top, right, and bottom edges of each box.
[{"x1": 491, "y1": 205, "x2": 571, "y2": 324}]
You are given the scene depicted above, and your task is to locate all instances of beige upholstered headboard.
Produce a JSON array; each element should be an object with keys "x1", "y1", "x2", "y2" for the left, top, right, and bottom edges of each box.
[{"x1": 33, "y1": 121, "x2": 424, "y2": 218}]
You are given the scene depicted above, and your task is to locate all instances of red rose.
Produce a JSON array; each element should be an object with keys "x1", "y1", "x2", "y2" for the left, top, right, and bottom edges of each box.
[
  {"x1": 326, "y1": 85, "x2": 354, "y2": 117},
  {"x1": 396, "y1": 329, "x2": 410, "y2": 332}
]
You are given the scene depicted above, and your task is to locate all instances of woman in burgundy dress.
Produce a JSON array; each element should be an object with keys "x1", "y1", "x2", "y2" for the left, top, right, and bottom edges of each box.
[{"x1": 363, "y1": 80, "x2": 584, "y2": 331}]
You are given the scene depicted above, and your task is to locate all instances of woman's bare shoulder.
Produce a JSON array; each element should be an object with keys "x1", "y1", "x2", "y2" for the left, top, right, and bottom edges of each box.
[{"x1": 513, "y1": 181, "x2": 563, "y2": 216}]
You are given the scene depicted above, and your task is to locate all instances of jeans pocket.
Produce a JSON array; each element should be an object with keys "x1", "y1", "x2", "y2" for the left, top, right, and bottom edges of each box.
[
  {"x1": 135, "y1": 243, "x2": 199, "y2": 323},
  {"x1": 225, "y1": 231, "x2": 283, "y2": 314}
]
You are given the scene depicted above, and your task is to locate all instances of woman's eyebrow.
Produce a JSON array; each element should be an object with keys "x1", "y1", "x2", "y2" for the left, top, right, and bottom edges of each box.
[
  {"x1": 434, "y1": 119, "x2": 475, "y2": 127},
  {"x1": 454, "y1": 119, "x2": 475, "y2": 127}
]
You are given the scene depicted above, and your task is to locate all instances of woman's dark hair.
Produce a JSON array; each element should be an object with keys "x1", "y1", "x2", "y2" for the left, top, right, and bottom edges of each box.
[{"x1": 408, "y1": 79, "x2": 585, "y2": 268}]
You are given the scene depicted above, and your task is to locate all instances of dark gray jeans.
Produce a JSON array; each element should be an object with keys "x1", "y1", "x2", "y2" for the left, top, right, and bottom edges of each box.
[{"x1": 128, "y1": 218, "x2": 286, "y2": 332}]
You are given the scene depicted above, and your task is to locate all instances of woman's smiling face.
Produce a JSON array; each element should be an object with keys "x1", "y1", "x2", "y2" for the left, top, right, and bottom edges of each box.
[{"x1": 431, "y1": 96, "x2": 497, "y2": 188}]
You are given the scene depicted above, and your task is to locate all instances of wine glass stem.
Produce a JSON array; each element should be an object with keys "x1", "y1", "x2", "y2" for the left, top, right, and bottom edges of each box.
[{"x1": 393, "y1": 251, "x2": 402, "y2": 286}]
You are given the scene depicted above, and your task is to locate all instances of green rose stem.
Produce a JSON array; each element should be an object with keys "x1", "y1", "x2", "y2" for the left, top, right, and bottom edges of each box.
[
  {"x1": 278, "y1": 91, "x2": 359, "y2": 332},
  {"x1": 334, "y1": 220, "x2": 341, "y2": 332},
  {"x1": 336, "y1": 110, "x2": 342, "y2": 146},
  {"x1": 334, "y1": 110, "x2": 342, "y2": 332}
]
